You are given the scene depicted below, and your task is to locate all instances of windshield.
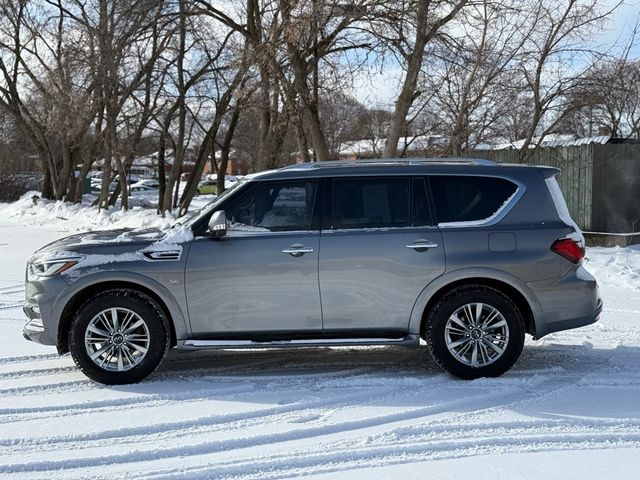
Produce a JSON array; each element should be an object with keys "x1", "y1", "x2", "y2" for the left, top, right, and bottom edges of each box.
[{"x1": 173, "y1": 179, "x2": 247, "y2": 229}]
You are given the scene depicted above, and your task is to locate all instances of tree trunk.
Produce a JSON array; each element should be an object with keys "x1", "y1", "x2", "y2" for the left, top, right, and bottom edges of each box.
[
  {"x1": 385, "y1": 0, "x2": 468, "y2": 157},
  {"x1": 217, "y1": 105, "x2": 241, "y2": 194}
]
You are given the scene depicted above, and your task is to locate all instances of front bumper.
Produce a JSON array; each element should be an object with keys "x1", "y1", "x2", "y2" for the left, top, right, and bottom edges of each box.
[{"x1": 22, "y1": 275, "x2": 67, "y2": 346}]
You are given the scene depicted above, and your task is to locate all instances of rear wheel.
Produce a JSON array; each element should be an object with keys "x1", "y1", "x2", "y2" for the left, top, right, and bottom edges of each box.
[
  {"x1": 425, "y1": 285, "x2": 524, "y2": 379},
  {"x1": 69, "y1": 290, "x2": 169, "y2": 384}
]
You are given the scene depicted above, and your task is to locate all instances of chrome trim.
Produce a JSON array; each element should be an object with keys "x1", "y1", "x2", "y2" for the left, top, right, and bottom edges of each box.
[
  {"x1": 226, "y1": 229, "x2": 321, "y2": 237},
  {"x1": 406, "y1": 241, "x2": 438, "y2": 249},
  {"x1": 142, "y1": 250, "x2": 182, "y2": 261},
  {"x1": 282, "y1": 245, "x2": 314, "y2": 256},
  {"x1": 24, "y1": 318, "x2": 45, "y2": 332},
  {"x1": 323, "y1": 226, "x2": 439, "y2": 234},
  {"x1": 182, "y1": 335, "x2": 420, "y2": 349}
]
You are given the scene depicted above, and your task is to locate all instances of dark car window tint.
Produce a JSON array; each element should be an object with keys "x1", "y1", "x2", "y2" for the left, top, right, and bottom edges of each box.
[
  {"x1": 227, "y1": 181, "x2": 317, "y2": 232},
  {"x1": 412, "y1": 177, "x2": 432, "y2": 226},
  {"x1": 430, "y1": 176, "x2": 517, "y2": 224},
  {"x1": 331, "y1": 178, "x2": 410, "y2": 229}
]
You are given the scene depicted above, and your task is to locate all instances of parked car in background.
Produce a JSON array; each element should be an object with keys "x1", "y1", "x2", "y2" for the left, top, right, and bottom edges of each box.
[
  {"x1": 131, "y1": 179, "x2": 160, "y2": 189},
  {"x1": 197, "y1": 180, "x2": 217, "y2": 195},
  {"x1": 23, "y1": 159, "x2": 601, "y2": 384},
  {"x1": 129, "y1": 184, "x2": 158, "y2": 197}
]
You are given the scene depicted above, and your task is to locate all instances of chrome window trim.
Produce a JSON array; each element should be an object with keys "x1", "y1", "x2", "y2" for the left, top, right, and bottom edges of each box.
[
  {"x1": 321, "y1": 225, "x2": 439, "y2": 234},
  {"x1": 224, "y1": 229, "x2": 321, "y2": 238}
]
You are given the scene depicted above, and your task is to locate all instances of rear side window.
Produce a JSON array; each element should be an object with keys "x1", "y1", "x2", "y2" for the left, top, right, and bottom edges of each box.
[
  {"x1": 331, "y1": 178, "x2": 410, "y2": 229},
  {"x1": 430, "y1": 176, "x2": 518, "y2": 225}
]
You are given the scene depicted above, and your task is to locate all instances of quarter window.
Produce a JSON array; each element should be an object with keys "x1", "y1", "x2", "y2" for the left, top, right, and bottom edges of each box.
[
  {"x1": 331, "y1": 178, "x2": 410, "y2": 229},
  {"x1": 226, "y1": 181, "x2": 317, "y2": 232},
  {"x1": 430, "y1": 176, "x2": 518, "y2": 224}
]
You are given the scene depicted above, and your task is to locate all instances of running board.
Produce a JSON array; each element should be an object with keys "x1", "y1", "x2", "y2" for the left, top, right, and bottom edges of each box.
[{"x1": 179, "y1": 334, "x2": 420, "y2": 350}]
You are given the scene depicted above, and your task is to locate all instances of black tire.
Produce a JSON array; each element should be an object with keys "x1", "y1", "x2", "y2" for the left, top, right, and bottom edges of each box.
[
  {"x1": 425, "y1": 285, "x2": 525, "y2": 380},
  {"x1": 69, "y1": 289, "x2": 170, "y2": 385}
]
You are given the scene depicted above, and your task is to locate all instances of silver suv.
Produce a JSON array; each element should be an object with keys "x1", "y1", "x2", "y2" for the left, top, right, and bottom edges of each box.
[{"x1": 23, "y1": 159, "x2": 602, "y2": 384}]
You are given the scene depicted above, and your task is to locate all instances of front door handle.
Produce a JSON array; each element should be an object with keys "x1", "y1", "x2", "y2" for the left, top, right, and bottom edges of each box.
[
  {"x1": 282, "y1": 244, "x2": 314, "y2": 257},
  {"x1": 406, "y1": 239, "x2": 438, "y2": 252}
]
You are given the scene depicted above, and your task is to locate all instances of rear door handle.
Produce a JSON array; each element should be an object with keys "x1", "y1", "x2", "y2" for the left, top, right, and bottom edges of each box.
[
  {"x1": 282, "y1": 244, "x2": 314, "y2": 257},
  {"x1": 406, "y1": 240, "x2": 438, "y2": 252}
]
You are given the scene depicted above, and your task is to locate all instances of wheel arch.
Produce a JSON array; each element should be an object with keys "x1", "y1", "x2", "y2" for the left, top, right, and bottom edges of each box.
[
  {"x1": 410, "y1": 271, "x2": 542, "y2": 339},
  {"x1": 57, "y1": 280, "x2": 179, "y2": 354}
]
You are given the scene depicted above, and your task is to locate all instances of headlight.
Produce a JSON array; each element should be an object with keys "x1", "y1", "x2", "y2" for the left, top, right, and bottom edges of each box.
[{"x1": 28, "y1": 255, "x2": 83, "y2": 279}]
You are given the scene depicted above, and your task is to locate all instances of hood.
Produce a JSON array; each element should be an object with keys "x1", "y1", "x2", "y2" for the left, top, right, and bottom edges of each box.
[
  {"x1": 35, "y1": 228, "x2": 166, "y2": 255},
  {"x1": 28, "y1": 225, "x2": 195, "y2": 275}
]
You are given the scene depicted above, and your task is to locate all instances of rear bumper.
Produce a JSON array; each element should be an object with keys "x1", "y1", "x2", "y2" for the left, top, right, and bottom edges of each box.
[
  {"x1": 527, "y1": 266, "x2": 602, "y2": 339},
  {"x1": 540, "y1": 298, "x2": 603, "y2": 337}
]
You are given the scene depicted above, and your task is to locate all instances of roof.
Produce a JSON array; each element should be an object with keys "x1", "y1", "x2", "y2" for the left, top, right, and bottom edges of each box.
[{"x1": 249, "y1": 158, "x2": 558, "y2": 181}]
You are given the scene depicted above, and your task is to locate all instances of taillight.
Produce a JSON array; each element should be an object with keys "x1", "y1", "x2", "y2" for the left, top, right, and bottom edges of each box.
[{"x1": 551, "y1": 238, "x2": 585, "y2": 264}]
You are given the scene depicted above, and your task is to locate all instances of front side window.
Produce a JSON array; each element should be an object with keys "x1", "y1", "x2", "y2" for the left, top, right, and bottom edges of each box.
[
  {"x1": 331, "y1": 178, "x2": 410, "y2": 229},
  {"x1": 429, "y1": 175, "x2": 518, "y2": 225},
  {"x1": 226, "y1": 181, "x2": 317, "y2": 232}
]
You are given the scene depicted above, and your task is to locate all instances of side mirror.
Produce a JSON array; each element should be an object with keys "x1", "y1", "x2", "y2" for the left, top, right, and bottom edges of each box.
[{"x1": 208, "y1": 210, "x2": 227, "y2": 238}]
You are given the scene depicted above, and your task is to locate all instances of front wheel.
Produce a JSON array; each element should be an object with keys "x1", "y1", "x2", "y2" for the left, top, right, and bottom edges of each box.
[
  {"x1": 425, "y1": 285, "x2": 525, "y2": 379},
  {"x1": 69, "y1": 290, "x2": 170, "y2": 384}
]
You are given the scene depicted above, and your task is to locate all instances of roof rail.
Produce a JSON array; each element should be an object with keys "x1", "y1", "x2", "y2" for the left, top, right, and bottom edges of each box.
[{"x1": 280, "y1": 158, "x2": 497, "y2": 170}]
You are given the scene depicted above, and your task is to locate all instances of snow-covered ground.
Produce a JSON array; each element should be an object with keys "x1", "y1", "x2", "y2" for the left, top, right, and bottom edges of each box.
[{"x1": 0, "y1": 200, "x2": 639, "y2": 479}]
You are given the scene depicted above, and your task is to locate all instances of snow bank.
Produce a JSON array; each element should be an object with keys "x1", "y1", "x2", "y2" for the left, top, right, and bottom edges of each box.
[
  {"x1": 0, "y1": 192, "x2": 173, "y2": 232},
  {"x1": 586, "y1": 245, "x2": 640, "y2": 291}
]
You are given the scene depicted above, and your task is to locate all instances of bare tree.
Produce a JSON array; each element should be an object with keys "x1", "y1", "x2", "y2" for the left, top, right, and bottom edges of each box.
[
  {"x1": 513, "y1": 0, "x2": 621, "y2": 160},
  {"x1": 0, "y1": 1, "x2": 102, "y2": 200},
  {"x1": 425, "y1": 0, "x2": 530, "y2": 155},
  {"x1": 573, "y1": 52, "x2": 640, "y2": 138},
  {"x1": 380, "y1": 0, "x2": 467, "y2": 157}
]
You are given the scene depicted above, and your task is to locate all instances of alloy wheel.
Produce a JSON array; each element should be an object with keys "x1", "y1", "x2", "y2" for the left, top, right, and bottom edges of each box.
[
  {"x1": 444, "y1": 302, "x2": 510, "y2": 367},
  {"x1": 84, "y1": 307, "x2": 150, "y2": 372}
]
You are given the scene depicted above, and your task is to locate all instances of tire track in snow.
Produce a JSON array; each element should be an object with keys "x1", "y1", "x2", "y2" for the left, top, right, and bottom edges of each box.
[
  {"x1": 135, "y1": 435, "x2": 640, "y2": 480},
  {"x1": 21, "y1": 378, "x2": 635, "y2": 480},
  {"x1": 0, "y1": 349, "x2": 425, "y2": 398},
  {"x1": 176, "y1": 371, "x2": 640, "y2": 480},
  {"x1": 0, "y1": 369, "x2": 444, "y2": 449},
  {"x1": 0, "y1": 382, "x2": 257, "y2": 421},
  {"x1": 0, "y1": 284, "x2": 23, "y2": 293},
  {"x1": 0, "y1": 365, "x2": 379, "y2": 422},
  {"x1": 0, "y1": 353, "x2": 61, "y2": 366},
  {"x1": 0, "y1": 381, "x2": 531, "y2": 473},
  {"x1": 0, "y1": 352, "x2": 321, "y2": 397},
  {"x1": 0, "y1": 303, "x2": 22, "y2": 311},
  {"x1": 0, "y1": 364, "x2": 79, "y2": 380}
]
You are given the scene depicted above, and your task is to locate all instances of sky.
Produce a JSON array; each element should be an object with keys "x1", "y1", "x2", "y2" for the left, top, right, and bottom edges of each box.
[{"x1": 348, "y1": 0, "x2": 640, "y2": 109}]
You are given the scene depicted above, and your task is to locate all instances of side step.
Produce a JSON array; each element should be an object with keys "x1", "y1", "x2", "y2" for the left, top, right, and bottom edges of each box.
[{"x1": 179, "y1": 334, "x2": 420, "y2": 350}]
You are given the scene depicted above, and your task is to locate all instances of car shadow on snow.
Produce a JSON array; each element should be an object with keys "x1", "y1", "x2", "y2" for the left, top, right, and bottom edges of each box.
[{"x1": 100, "y1": 342, "x2": 640, "y2": 420}]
